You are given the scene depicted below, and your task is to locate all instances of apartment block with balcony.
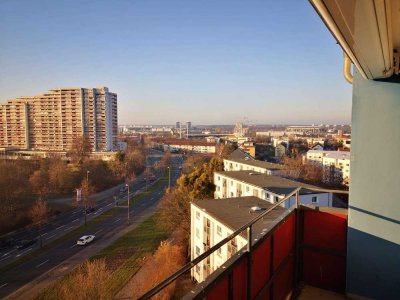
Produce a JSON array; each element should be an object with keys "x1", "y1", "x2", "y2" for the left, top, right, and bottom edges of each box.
[
  {"x1": 306, "y1": 150, "x2": 350, "y2": 186},
  {"x1": 191, "y1": 197, "x2": 289, "y2": 283},
  {"x1": 223, "y1": 158, "x2": 286, "y2": 175},
  {"x1": 0, "y1": 86, "x2": 117, "y2": 151},
  {"x1": 214, "y1": 171, "x2": 332, "y2": 208}
]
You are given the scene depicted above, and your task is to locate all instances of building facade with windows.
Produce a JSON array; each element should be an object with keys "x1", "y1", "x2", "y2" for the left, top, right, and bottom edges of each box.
[
  {"x1": 223, "y1": 158, "x2": 285, "y2": 175},
  {"x1": 190, "y1": 196, "x2": 289, "y2": 282},
  {"x1": 214, "y1": 171, "x2": 332, "y2": 208},
  {"x1": 306, "y1": 150, "x2": 350, "y2": 186},
  {"x1": 0, "y1": 87, "x2": 118, "y2": 151}
]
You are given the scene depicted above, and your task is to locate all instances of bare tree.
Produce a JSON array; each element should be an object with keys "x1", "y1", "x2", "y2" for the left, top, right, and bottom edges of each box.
[
  {"x1": 30, "y1": 198, "x2": 49, "y2": 248},
  {"x1": 76, "y1": 178, "x2": 95, "y2": 226},
  {"x1": 29, "y1": 169, "x2": 50, "y2": 199},
  {"x1": 68, "y1": 134, "x2": 92, "y2": 165}
]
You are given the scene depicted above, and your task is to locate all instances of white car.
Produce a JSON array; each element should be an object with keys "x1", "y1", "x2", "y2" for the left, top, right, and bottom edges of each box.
[{"x1": 77, "y1": 235, "x2": 95, "y2": 245}]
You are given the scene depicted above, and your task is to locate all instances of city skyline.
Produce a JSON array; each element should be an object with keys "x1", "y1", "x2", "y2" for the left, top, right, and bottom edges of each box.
[{"x1": 0, "y1": 0, "x2": 351, "y2": 125}]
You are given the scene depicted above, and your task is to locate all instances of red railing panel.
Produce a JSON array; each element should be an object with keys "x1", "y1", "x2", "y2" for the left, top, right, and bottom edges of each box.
[
  {"x1": 251, "y1": 236, "x2": 272, "y2": 297},
  {"x1": 274, "y1": 214, "x2": 295, "y2": 271},
  {"x1": 233, "y1": 258, "x2": 247, "y2": 300},
  {"x1": 273, "y1": 257, "x2": 294, "y2": 300},
  {"x1": 207, "y1": 276, "x2": 229, "y2": 300}
]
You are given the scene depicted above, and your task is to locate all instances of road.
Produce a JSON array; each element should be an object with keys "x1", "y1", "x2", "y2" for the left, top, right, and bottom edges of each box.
[
  {"x1": 0, "y1": 154, "x2": 182, "y2": 299},
  {"x1": 0, "y1": 151, "x2": 162, "y2": 267}
]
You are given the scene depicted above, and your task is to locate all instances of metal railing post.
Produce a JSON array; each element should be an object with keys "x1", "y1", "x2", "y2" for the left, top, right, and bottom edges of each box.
[
  {"x1": 294, "y1": 190, "x2": 300, "y2": 294},
  {"x1": 247, "y1": 225, "x2": 252, "y2": 300}
]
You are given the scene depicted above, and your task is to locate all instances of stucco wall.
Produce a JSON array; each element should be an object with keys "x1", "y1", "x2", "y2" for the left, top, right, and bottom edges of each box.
[{"x1": 347, "y1": 71, "x2": 400, "y2": 299}]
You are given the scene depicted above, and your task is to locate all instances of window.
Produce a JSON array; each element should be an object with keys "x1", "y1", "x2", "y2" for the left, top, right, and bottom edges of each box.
[
  {"x1": 196, "y1": 265, "x2": 200, "y2": 273},
  {"x1": 196, "y1": 246, "x2": 200, "y2": 255},
  {"x1": 217, "y1": 247, "x2": 222, "y2": 256},
  {"x1": 312, "y1": 196, "x2": 318, "y2": 203},
  {"x1": 230, "y1": 181, "x2": 233, "y2": 186},
  {"x1": 275, "y1": 196, "x2": 279, "y2": 202},
  {"x1": 196, "y1": 211, "x2": 200, "y2": 220},
  {"x1": 246, "y1": 186, "x2": 249, "y2": 192},
  {"x1": 217, "y1": 225, "x2": 222, "y2": 236},
  {"x1": 217, "y1": 186, "x2": 220, "y2": 191},
  {"x1": 230, "y1": 192, "x2": 234, "y2": 197},
  {"x1": 266, "y1": 193, "x2": 270, "y2": 199},
  {"x1": 196, "y1": 228, "x2": 200, "y2": 238},
  {"x1": 217, "y1": 176, "x2": 220, "y2": 181}
]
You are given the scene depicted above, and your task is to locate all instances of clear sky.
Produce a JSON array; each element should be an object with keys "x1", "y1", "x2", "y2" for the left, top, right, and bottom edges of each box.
[{"x1": 0, "y1": 0, "x2": 351, "y2": 125}]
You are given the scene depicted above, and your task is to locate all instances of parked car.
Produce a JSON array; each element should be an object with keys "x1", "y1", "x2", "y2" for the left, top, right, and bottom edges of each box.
[
  {"x1": 14, "y1": 239, "x2": 37, "y2": 250},
  {"x1": 84, "y1": 207, "x2": 96, "y2": 214},
  {"x1": 0, "y1": 238, "x2": 15, "y2": 249},
  {"x1": 119, "y1": 186, "x2": 128, "y2": 194},
  {"x1": 76, "y1": 235, "x2": 95, "y2": 245}
]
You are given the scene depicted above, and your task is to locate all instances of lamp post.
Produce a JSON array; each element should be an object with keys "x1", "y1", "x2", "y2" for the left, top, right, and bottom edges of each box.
[
  {"x1": 84, "y1": 170, "x2": 90, "y2": 226},
  {"x1": 126, "y1": 183, "x2": 130, "y2": 224},
  {"x1": 167, "y1": 166, "x2": 171, "y2": 189}
]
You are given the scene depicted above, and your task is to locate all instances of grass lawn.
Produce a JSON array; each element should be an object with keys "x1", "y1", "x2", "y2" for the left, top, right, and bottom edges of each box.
[{"x1": 36, "y1": 214, "x2": 171, "y2": 299}]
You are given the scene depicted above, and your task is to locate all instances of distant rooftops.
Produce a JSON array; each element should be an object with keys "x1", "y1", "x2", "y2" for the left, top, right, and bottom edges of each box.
[
  {"x1": 215, "y1": 170, "x2": 326, "y2": 196},
  {"x1": 158, "y1": 139, "x2": 216, "y2": 147},
  {"x1": 193, "y1": 196, "x2": 289, "y2": 240},
  {"x1": 225, "y1": 158, "x2": 286, "y2": 170},
  {"x1": 228, "y1": 148, "x2": 254, "y2": 160},
  {"x1": 286, "y1": 125, "x2": 323, "y2": 128},
  {"x1": 307, "y1": 150, "x2": 350, "y2": 160}
]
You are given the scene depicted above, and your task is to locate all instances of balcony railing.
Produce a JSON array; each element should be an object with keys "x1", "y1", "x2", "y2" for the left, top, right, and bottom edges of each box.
[{"x1": 138, "y1": 187, "x2": 348, "y2": 300}]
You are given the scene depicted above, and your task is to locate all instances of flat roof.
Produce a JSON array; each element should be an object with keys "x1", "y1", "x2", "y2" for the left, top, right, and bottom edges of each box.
[
  {"x1": 215, "y1": 170, "x2": 326, "y2": 196},
  {"x1": 224, "y1": 158, "x2": 286, "y2": 170},
  {"x1": 228, "y1": 148, "x2": 254, "y2": 160},
  {"x1": 307, "y1": 150, "x2": 350, "y2": 160},
  {"x1": 193, "y1": 196, "x2": 290, "y2": 241}
]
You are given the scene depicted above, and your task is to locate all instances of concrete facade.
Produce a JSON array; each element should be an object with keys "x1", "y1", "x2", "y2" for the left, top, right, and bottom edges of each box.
[
  {"x1": 0, "y1": 87, "x2": 118, "y2": 151},
  {"x1": 346, "y1": 71, "x2": 400, "y2": 299}
]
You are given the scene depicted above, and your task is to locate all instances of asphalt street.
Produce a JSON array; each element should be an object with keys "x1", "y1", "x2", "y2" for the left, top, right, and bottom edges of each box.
[
  {"x1": 0, "y1": 152, "x2": 162, "y2": 267},
  {"x1": 0, "y1": 154, "x2": 182, "y2": 299}
]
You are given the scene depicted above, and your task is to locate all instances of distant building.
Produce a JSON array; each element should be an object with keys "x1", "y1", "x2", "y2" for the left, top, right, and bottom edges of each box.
[
  {"x1": 191, "y1": 197, "x2": 289, "y2": 282},
  {"x1": 286, "y1": 125, "x2": 323, "y2": 136},
  {"x1": 275, "y1": 143, "x2": 287, "y2": 158},
  {"x1": 214, "y1": 170, "x2": 332, "y2": 208},
  {"x1": 223, "y1": 158, "x2": 285, "y2": 175},
  {"x1": 306, "y1": 150, "x2": 351, "y2": 186},
  {"x1": 0, "y1": 87, "x2": 118, "y2": 151},
  {"x1": 310, "y1": 143, "x2": 324, "y2": 151},
  {"x1": 160, "y1": 139, "x2": 216, "y2": 154},
  {"x1": 240, "y1": 141, "x2": 256, "y2": 157},
  {"x1": 256, "y1": 130, "x2": 285, "y2": 138}
]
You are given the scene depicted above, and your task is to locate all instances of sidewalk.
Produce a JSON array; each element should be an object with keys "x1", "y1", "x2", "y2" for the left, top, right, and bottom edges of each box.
[{"x1": 5, "y1": 206, "x2": 158, "y2": 300}]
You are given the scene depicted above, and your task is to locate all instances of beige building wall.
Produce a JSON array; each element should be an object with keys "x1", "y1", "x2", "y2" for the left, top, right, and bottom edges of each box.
[{"x1": 0, "y1": 87, "x2": 117, "y2": 151}]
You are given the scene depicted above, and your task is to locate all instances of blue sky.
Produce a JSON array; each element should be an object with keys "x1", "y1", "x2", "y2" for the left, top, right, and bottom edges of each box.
[{"x1": 0, "y1": 0, "x2": 351, "y2": 125}]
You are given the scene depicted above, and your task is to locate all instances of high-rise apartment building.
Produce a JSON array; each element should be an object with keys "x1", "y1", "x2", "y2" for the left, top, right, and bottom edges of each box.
[{"x1": 0, "y1": 87, "x2": 117, "y2": 151}]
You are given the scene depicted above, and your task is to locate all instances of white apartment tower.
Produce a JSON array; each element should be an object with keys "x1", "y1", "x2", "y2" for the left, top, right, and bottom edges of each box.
[{"x1": 0, "y1": 87, "x2": 117, "y2": 151}]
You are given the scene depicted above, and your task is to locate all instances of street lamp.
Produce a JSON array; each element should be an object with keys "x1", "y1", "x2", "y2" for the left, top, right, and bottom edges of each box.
[
  {"x1": 167, "y1": 166, "x2": 171, "y2": 189},
  {"x1": 84, "y1": 170, "x2": 90, "y2": 226},
  {"x1": 126, "y1": 183, "x2": 130, "y2": 224}
]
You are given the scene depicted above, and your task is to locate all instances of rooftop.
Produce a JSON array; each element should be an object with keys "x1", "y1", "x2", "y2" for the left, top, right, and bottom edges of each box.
[
  {"x1": 228, "y1": 148, "x2": 254, "y2": 160},
  {"x1": 224, "y1": 158, "x2": 286, "y2": 170},
  {"x1": 215, "y1": 170, "x2": 326, "y2": 195},
  {"x1": 307, "y1": 150, "x2": 350, "y2": 160},
  {"x1": 193, "y1": 196, "x2": 289, "y2": 241}
]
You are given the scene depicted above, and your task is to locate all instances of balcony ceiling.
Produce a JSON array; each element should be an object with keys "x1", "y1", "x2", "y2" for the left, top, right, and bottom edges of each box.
[{"x1": 310, "y1": 0, "x2": 400, "y2": 80}]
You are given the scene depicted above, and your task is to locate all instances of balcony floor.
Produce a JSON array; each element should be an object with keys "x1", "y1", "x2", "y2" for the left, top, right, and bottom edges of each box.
[{"x1": 297, "y1": 285, "x2": 345, "y2": 300}]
